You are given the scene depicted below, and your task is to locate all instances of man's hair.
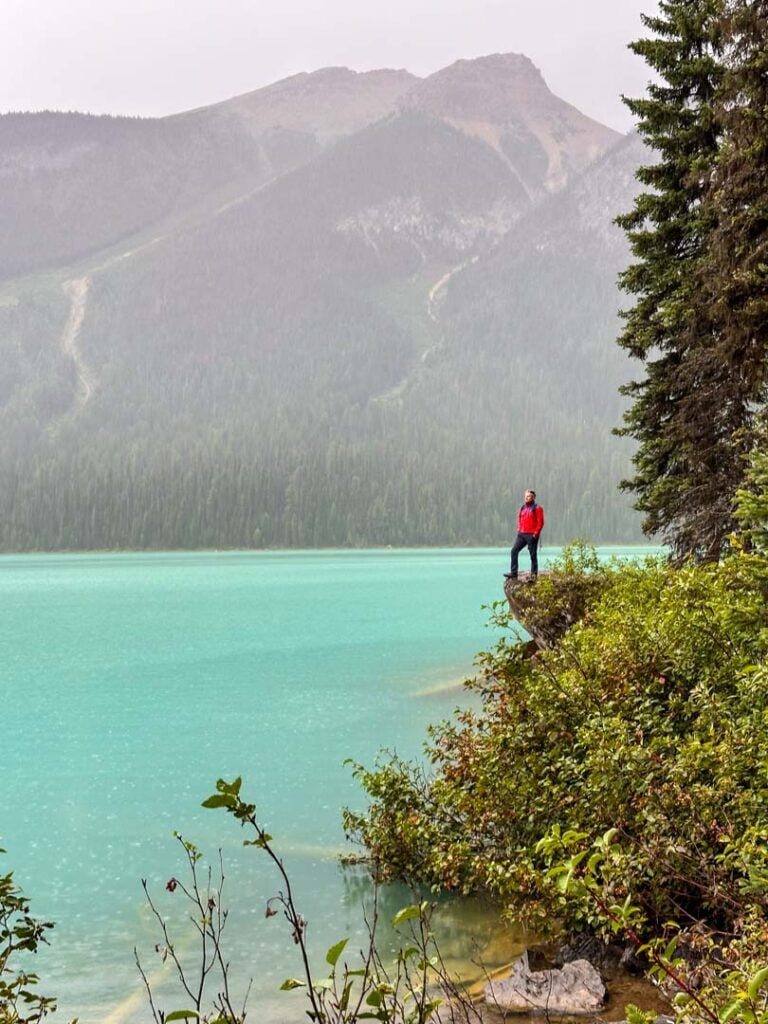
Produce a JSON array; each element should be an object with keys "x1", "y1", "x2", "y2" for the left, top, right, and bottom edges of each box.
[{"x1": 526, "y1": 489, "x2": 536, "y2": 498}]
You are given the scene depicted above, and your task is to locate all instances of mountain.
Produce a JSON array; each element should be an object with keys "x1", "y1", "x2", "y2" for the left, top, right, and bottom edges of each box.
[
  {"x1": 184, "y1": 66, "x2": 419, "y2": 141},
  {"x1": 401, "y1": 53, "x2": 618, "y2": 193},
  {"x1": 0, "y1": 55, "x2": 643, "y2": 550}
]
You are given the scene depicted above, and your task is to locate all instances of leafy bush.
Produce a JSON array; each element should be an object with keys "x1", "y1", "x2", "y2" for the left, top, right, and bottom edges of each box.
[
  {"x1": 536, "y1": 827, "x2": 768, "y2": 1024},
  {"x1": 345, "y1": 545, "x2": 768, "y2": 933}
]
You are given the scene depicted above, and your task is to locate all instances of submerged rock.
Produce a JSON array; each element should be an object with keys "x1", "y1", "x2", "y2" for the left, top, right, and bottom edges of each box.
[{"x1": 484, "y1": 950, "x2": 606, "y2": 1015}]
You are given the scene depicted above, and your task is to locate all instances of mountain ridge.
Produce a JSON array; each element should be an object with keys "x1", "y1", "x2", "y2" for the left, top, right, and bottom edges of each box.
[{"x1": 179, "y1": 65, "x2": 420, "y2": 141}]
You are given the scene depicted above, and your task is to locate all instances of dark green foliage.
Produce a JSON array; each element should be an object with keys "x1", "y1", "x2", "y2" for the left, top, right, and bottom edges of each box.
[
  {"x1": 616, "y1": 0, "x2": 727, "y2": 558},
  {"x1": 710, "y1": 0, "x2": 768, "y2": 351},
  {"x1": 537, "y1": 829, "x2": 768, "y2": 1024},
  {"x1": 672, "y1": 0, "x2": 768, "y2": 556},
  {"x1": 345, "y1": 544, "x2": 768, "y2": 933},
  {"x1": 617, "y1": 0, "x2": 768, "y2": 560}
]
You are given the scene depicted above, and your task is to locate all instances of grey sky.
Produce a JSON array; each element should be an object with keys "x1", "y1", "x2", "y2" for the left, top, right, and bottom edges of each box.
[{"x1": 1, "y1": 0, "x2": 657, "y2": 131}]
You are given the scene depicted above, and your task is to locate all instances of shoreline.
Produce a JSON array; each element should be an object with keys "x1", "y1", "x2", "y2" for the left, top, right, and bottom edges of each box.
[{"x1": 0, "y1": 543, "x2": 661, "y2": 557}]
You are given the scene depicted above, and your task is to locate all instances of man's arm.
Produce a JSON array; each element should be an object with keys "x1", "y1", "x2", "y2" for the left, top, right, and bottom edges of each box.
[{"x1": 535, "y1": 506, "x2": 544, "y2": 538}]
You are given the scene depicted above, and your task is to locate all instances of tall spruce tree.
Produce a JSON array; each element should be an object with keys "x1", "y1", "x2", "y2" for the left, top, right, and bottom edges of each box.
[
  {"x1": 677, "y1": 0, "x2": 768, "y2": 554},
  {"x1": 616, "y1": 0, "x2": 726, "y2": 558}
]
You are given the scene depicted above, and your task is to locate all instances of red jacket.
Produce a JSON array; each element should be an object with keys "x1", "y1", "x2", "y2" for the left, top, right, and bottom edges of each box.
[{"x1": 518, "y1": 502, "x2": 544, "y2": 537}]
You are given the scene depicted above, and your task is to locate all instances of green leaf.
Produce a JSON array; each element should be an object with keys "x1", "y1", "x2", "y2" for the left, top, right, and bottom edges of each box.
[
  {"x1": 325, "y1": 937, "x2": 349, "y2": 967},
  {"x1": 243, "y1": 834, "x2": 272, "y2": 848},
  {"x1": 569, "y1": 851, "x2": 587, "y2": 869},
  {"x1": 719, "y1": 998, "x2": 745, "y2": 1023},
  {"x1": 663, "y1": 935, "x2": 679, "y2": 961},
  {"x1": 313, "y1": 977, "x2": 334, "y2": 992},
  {"x1": 747, "y1": 966, "x2": 768, "y2": 1003},
  {"x1": 201, "y1": 794, "x2": 234, "y2": 809},
  {"x1": 625, "y1": 1004, "x2": 654, "y2": 1024},
  {"x1": 280, "y1": 978, "x2": 305, "y2": 991},
  {"x1": 422, "y1": 997, "x2": 443, "y2": 1020},
  {"x1": 556, "y1": 871, "x2": 570, "y2": 893},
  {"x1": 586, "y1": 852, "x2": 604, "y2": 874},
  {"x1": 340, "y1": 980, "x2": 354, "y2": 1012},
  {"x1": 392, "y1": 904, "x2": 422, "y2": 928},
  {"x1": 397, "y1": 945, "x2": 420, "y2": 962},
  {"x1": 164, "y1": 1012, "x2": 200, "y2": 1022}
]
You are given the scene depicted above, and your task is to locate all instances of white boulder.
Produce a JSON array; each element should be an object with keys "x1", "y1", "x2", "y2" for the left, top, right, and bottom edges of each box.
[{"x1": 484, "y1": 951, "x2": 606, "y2": 1015}]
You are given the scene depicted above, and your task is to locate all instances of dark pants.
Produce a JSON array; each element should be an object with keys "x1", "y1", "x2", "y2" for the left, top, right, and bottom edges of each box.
[{"x1": 510, "y1": 532, "x2": 538, "y2": 577}]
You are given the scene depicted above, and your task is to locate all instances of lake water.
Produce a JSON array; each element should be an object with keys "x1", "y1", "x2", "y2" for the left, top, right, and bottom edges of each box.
[{"x1": 0, "y1": 546, "x2": 656, "y2": 1022}]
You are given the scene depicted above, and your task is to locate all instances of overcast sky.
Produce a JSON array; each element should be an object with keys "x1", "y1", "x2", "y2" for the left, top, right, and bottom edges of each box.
[{"x1": 1, "y1": 0, "x2": 657, "y2": 132}]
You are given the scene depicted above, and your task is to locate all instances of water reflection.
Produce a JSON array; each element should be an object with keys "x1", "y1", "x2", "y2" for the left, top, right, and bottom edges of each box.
[{"x1": 341, "y1": 865, "x2": 528, "y2": 988}]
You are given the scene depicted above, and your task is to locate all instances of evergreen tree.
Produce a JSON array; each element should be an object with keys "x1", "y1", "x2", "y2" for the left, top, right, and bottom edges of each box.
[
  {"x1": 675, "y1": 0, "x2": 768, "y2": 555},
  {"x1": 616, "y1": 0, "x2": 725, "y2": 558}
]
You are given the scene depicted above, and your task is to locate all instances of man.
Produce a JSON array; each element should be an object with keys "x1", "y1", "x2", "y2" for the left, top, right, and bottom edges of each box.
[{"x1": 506, "y1": 489, "x2": 544, "y2": 581}]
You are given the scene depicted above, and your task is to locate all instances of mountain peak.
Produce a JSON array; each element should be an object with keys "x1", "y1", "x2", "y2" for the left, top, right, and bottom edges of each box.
[
  {"x1": 401, "y1": 52, "x2": 619, "y2": 192},
  {"x1": 401, "y1": 52, "x2": 550, "y2": 122},
  {"x1": 430, "y1": 52, "x2": 545, "y2": 82}
]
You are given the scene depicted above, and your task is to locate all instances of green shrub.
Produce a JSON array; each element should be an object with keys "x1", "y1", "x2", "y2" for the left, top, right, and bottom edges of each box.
[{"x1": 345, "y1": 546, "x2": 768, "y2": 933}]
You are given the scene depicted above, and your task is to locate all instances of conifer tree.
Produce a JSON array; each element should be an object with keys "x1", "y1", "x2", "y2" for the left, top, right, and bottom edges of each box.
[
  {"x1": 616, "y1": 0, "x2": 725, "y2": 558},
  {"x1": 676, "y1": 0, "x2": 768, "y2": 556}
]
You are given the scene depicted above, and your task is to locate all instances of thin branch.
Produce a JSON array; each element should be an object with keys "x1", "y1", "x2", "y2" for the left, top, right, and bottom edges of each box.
[
  {"x1": 141, "y1": 878, "x2": 198, "y2": 1007},
  {"x1": 134, "y1": 946, "x2": 162, "y2": 1024}
]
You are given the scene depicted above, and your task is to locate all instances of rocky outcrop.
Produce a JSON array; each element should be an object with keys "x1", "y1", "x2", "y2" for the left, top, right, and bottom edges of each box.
[
  {"x1": 503, "y1": 572, "x2": 559, "y2": 650},
  {"x1": 504, "y1": 568, "x2": 608, "y2": 651},
  {"x1": 484, "y1": 951, "x2": 606, "y2": 1015},
  {"x1": 335, "y1": 194, "x2": 521, "y2": 261}
]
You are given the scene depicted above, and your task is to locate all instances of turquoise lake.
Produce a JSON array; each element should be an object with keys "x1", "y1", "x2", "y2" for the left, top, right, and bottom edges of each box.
[{"x1": 1, "y1": 546, "x2": 657, "y2": 1022}]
